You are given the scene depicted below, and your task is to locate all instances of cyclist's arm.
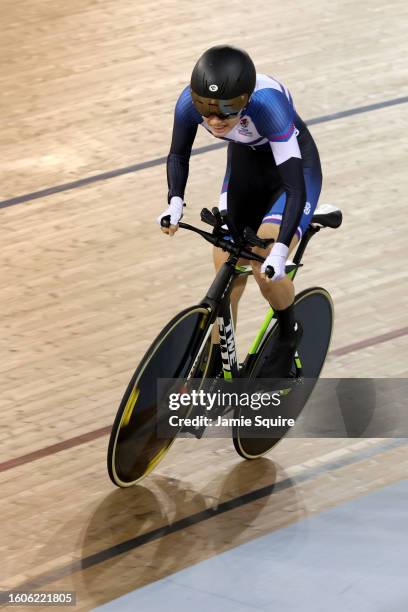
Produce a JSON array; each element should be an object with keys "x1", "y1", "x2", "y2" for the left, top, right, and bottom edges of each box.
[
  {"x1": 167, "y1": 87, "x2": 201, "y2": 202},
  {"x1": 250, "y1": 89, "x2": 306, "y2": 246},
  {"x1": 270, "y1": 136, "x2": 305, "y2": 246}
]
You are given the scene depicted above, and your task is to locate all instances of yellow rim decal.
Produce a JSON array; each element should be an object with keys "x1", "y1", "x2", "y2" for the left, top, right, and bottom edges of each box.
[
  {"x1": 121, "y1": 387, "x2": 140, "y2": 427},
  {"x1": 112, "y1": 306, "x2": 211, "y2": 486},
  {"x1": 200, "y1": 313, "x2": 209, "y2": 329},
  {"x1": 146, "y1": 444, "x2": 171, "y2": 473}
]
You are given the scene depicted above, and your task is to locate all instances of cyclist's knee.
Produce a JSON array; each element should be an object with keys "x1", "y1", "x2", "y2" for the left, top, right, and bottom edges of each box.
[
  {"x1": 257, "y1": 222, "x2": 280, "y2": 242},
  {"x1": 253, "y1": 268, "x2": 290, "y2": 294},
  {"x1": 251, "y1": 250, "x2": 295, "y2": 309},
  {"x1": 255, "y1": 275, "x2": 294, "y2": 309},
  {"x1": 250, "y1": 222, "x2": 299, "y2": 284}
]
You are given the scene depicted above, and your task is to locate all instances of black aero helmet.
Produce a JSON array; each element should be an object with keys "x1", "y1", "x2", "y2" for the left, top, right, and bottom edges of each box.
[{"x1": 190, "y1": 45, "x2": 256, "y2": 118}]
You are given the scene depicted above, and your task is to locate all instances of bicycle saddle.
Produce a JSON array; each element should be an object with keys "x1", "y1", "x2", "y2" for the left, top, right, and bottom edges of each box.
[{"x1": 311, "y1": 204, "x2": 343, "y2": 229}]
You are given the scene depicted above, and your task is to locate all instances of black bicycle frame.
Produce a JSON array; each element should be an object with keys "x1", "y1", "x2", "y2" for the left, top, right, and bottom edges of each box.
[{"x1": 199, "y1": 257, "x2": 240, "y2": 379}]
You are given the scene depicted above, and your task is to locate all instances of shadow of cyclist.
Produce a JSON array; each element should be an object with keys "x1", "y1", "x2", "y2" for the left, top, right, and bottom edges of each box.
[{"x1": 78, "y1": 457, "x2": 300, "y2": 604}]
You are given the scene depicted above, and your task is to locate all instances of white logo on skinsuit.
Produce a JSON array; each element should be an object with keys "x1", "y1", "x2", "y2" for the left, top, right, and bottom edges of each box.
[{"x1": 304, "y1": 202, "x2": 311, "y2": 215}]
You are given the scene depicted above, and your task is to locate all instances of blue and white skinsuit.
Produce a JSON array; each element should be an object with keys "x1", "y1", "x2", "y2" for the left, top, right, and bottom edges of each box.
[{"x1": 167, "y1": 74, "x2": 322, "y2": 248}]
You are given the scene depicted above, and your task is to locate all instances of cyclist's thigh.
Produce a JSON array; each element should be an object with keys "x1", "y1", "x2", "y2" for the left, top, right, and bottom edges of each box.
[
  {"x1": 250, "y1": 223, "x2": 298, "y2": 283},
  {"x1": 256, "y1": 221, "x2": 299, "y2": 256}
]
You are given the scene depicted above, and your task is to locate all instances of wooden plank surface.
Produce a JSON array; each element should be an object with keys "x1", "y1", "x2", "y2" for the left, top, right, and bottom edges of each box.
[{"x1": 0, "y1": 0, "x2": 407, "y2": 608}]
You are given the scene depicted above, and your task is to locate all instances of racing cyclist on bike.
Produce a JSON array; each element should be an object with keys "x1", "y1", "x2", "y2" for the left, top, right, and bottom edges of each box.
[{"x1": 157, "y1": 45, "x2": 322, "y2": 378}]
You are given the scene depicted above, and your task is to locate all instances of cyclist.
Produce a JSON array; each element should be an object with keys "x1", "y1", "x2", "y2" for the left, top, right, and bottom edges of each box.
[{"x1": 158, "y1": 44, "x2": 322, "y2": 378}]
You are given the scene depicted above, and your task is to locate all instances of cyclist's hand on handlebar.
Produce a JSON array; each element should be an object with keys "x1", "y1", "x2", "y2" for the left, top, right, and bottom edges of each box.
[
  {"x1": 261, "y1": 242, "x2": 289, "y2": 282},
  {"x1": 157, "y1": 196, "x2": 184, "y2": 236}
]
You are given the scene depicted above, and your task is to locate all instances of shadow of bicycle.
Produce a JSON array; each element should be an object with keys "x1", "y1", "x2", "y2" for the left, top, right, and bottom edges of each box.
[{"x1": 77, "y1": 457, "x2": 301, "y2": 603}]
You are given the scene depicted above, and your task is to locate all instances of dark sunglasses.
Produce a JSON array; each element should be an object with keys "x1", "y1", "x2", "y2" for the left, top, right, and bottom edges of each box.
[
  {"x1": 191, "y1": 90, "x2": 249, "y2": 121},
  {"x1": 203, "y1": 110, "x2": 241, "y2": 120}
]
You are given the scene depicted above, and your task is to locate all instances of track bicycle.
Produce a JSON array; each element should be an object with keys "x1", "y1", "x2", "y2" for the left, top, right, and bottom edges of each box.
[{"x1": 107, "y1": 204, "x2": 343, "y2": 487}]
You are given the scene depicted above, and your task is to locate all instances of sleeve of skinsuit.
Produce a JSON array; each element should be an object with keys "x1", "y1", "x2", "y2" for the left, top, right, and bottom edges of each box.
[
  {"x1": 167, "y1": 86, "x2": 202, "y2": 203},
  {"x1": 248, "y1": 88, "x2": 306, "y2": 246}
]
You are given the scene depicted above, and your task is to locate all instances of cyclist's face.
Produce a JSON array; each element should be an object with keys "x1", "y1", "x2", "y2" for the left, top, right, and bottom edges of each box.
[{"x1": 205, "y1": 114, "x2": 241, "y2": 136}]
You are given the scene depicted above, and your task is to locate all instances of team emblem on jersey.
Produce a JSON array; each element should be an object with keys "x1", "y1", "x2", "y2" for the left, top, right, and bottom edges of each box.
[
  {"x1": 238, "y1": 116, "x2": 253, "y2": 137},
  {"x1": 209, "y1": 84, "x2": 218, "y2": 92}
]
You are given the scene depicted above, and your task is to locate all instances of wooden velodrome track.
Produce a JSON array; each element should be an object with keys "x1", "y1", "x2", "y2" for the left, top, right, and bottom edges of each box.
[{"x1": 1, "y1": 0, "x2": 407, "y2": 609}]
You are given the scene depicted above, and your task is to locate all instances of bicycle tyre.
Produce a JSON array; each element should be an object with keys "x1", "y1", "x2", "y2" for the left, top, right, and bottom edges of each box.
[
  {"x1": 107, "y1": 305, "x2": 211, "y2": 487},
  {"x1": 233, "y1": 287, "x2": 334, "y2": 459}
]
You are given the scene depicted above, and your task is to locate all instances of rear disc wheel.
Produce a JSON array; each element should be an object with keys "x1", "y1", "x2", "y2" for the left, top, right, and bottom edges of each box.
[{"x1": 233, "y1": 287, "x2": 334, "y2": 459}]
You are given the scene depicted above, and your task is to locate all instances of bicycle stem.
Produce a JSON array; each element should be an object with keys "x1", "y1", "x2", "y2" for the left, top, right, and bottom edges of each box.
[{"x1": 178, "y1": 222, "x2": 265, "y2": 264}]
